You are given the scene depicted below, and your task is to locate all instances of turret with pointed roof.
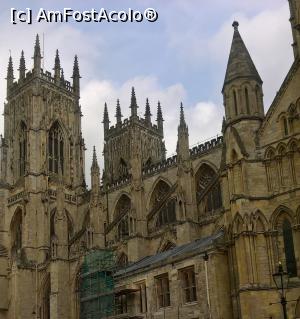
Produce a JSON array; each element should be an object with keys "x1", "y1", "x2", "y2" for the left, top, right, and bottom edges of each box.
[{"x1": 223, "y1": 21, "x2": 264, "y2": 123}]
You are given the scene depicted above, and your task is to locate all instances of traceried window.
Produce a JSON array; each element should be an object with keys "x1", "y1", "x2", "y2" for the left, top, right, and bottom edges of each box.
[
  {"x1": 155, "y1": 274, "x2": 170, "y2": 308},
  {"x1": 19, "y1": 122, "x2": 27, "y2": 176},
  {"x1": 115, "y1": 195, "x2": 131, "y2": 241},
  {"x1": 180, "y1": 267, "x2": 197, "y2": 303},
  {"x1": 149, "y1": 180, "x2": 176, "y2": 229},
  {"x1": 195, "y1": 164, "x2": 222, "y2": 214},
  {"x1": 117, "y1": 253, "x2": 128, "y2": 268},
  {"x1": 11, "y1": 209, "x2": 22, "y2": 259},
  {"x1": 282, "y1": 219, "x2": 297, "y2": 277},
  {"x1": 48, "y1": 122, "x2": 64, "y2": 174}
]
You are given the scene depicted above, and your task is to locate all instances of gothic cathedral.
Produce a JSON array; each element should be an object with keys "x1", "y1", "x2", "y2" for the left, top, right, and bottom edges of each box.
[{"x1": 0, "y1": 1, "x2": 300, "y2": 318}]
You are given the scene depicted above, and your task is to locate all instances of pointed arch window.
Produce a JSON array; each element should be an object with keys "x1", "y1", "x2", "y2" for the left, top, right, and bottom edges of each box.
[
  {"x1": 114, "y1": 195, "x2": 131, "y2": 240},
  {"x1": 245, "y1": 87, "x2": 250, "y2": 114},
  {"x1": 48, "y1": 122, "x2": 64, "y2": 174},
  {"x1": 149, "y1": 180, "x2": 176, "y2": 229},
  {"x1": 195, "y1": 164, "x2": 222, "y2": 214},
  {"x1": 19, "y1": 122, "x2": 27, "y2": 177},
  {"x1": 282, "y1": 219, "x2": 297, "y2": 277},
  {"x1": 11, "y1": 209, "x2": 22, "y2": 259},
  {"x1": 233, "y1": 90, "x2": 238, "y2": 116}
]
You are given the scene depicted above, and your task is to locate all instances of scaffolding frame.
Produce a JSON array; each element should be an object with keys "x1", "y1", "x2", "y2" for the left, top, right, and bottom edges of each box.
[{"x1": 80, "y1": 249, "x2": 116, "y2": 319}]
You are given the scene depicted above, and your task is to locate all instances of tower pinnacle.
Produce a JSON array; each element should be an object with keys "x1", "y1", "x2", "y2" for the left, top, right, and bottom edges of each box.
[
  {"x1": 33, "y1": 34, "x2": 42, "y2": 75},
  {"x1": 130, "y1": 87, "x2": 138, "y2": 118},
  {"x1": 54, "y1": 49, "x2": 61, "y2": 84},
  {"x1": 103, "y1": 103, "x2": 110, "y2": 137},
  {"x1": 145, "y1": 98, "x2": 152, "y2": 125},
  {"x1": 18, "y1": 50, "x2": 26, "y2": 81},
  {"x1": 115, "y1": 99, "x2": 123, "y2": 125},
  {"x1": 72, "y1": 55, "x2": 81, "y2": 97},
  {"x1": 156, "y1": 101, "x2": 164, "y2": 135},
  {"x1": 6, "y1": 55, "x2": 14, "y2": 96}
]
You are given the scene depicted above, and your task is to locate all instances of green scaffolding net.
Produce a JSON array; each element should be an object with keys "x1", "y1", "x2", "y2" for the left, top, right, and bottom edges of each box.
[{"x1": 80, "y1": 249, "x2": 116, "y2": 319}]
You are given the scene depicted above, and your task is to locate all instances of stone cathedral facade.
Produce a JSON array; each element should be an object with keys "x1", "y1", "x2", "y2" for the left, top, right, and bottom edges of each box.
[{"x1": 1, "y1": 1, "x2": 300, "y2": 318}]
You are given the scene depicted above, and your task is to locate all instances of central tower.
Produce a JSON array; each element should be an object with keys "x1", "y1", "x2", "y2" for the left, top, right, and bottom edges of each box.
[{"x1": 102, "y1": 88, "x2": 166, "y2": 184}]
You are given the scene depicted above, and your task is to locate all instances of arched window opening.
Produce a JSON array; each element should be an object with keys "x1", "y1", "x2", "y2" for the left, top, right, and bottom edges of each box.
[
  {"x1": 155, "y1": 198, "x2": 176, "y2": 228},
  {"x1": 282, "y1": 219, "x2": 297, "y2": 277},
  {"x1": 42, "y1": 276, "x2": 51, "y2": 319},
  {"x1": 48, "y1": 122, "x2": 64, "y2": 174},
  {"x1": 245, "y1": 87, "x2": 250, "y2": 114},
  {"x1": 161, "y1": 241, "x2": 176, "y2": 252},
  {"x1": 115, "y1": 195, "x2": 131, "y2": 241},
  {"x1": 19, "y1": 122, "x2": 27, "y2": 177},
  {"x1": 255, "y1": 86, "x2": 261, "y2": 113},
  {"x1": 149, "y1": 180, "x2": 176, "y2": 229},
  {"x1": 282, "y1": 117, "x2": 289, "y2": 136},
  {"x1": 11, "y1": 210, "x2": 22, "y2": 259},
  {"x1": 118, "y1": 158, "x2": 128, "y2": 178},
  {"x1": 233, "y1": 90, "x2": 238, "y2": 116},
  {"x1": 117, "y1": 253, "x2": 128, "y2": 268},
  {"x1": 195, "y1": 164, "x2": 222, "y2": 214}
]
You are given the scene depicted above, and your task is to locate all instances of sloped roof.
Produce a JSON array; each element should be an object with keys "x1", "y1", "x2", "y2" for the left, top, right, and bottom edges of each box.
[{"x1": 115, "y1": 231, "x2": 224, "y2": 277}]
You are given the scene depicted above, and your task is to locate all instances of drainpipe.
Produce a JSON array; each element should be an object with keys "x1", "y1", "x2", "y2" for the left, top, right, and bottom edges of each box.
[{"x1": 203, "y1": 252, "x2": 212, "y2": 319}]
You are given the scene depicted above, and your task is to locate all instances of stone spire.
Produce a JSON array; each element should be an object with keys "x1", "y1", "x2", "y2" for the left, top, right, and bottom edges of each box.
[
  {"x1": 91, "y1": 146, "x2": 100, "y2": 194},
  {"x1": 115, "y1": 99, "x2": 123, "y2": 126},
  {"x1": 18, "y1": 50, "x2": 26, "y2": 81},
  {"x1": 156, "y1": 101, "x2": 164, "y2": 135},
  {"x1": 288, "y1": 0, "x2": 300, "y2": 59},
  {"x1": 130, "y1": 87, "x2": 138, "y2": 118},
  {"x1": 6, "y1": 55, "x2": 14, "y2": 94},
  {"x1": 72, "y1": 55, "x2": 81, "y2": 97},
  {"x1": 54, "y1": 49, "x2": 61, "y2": 84},
  {"x1": 223, "y1": 21, "x2": 262, "y2": 91},
  {"x1": 103, "y1": 103, "x2": 110, "y2": 137},
  {"x1": 144, "y1": 98, "x2": 152, "y2": 125},
  {"x1": 33, "y1": 34, "x2": 42, "y2": 75},
  {"x1": 177, "y1": 103, "x2": 189, "y2": 163}
]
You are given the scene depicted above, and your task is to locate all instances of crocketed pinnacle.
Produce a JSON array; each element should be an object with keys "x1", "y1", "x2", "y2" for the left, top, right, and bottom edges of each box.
[
  {"x1": 115, "y1": 99, "x2": 123, "y2": 125},
  {"x1": 145, "y1": 98, "x2": 152, "y2": 123},
  {"x1": 91, "y1": 146, "x2": 99, "y2": 171},
  {"x1": 130, "y1": 87, "x2": 138, "y2": 117},
  {"x1": 179, "y1": 102, "x2": 187, "y2": 128},
  {"x1": 103, "y1": 102, "x2": 110, "y2": 123},
  {"x1": 19, "y1": 50, "x2": 26, "y2": 80},
  {"x1": 72, "y1": 55, "x2": 80, "y2": 78}
]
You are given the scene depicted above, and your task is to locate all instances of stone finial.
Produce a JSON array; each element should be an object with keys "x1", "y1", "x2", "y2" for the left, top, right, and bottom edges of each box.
[{"x1": 232, "y1": 21, "x2": 239, "y2": 31}]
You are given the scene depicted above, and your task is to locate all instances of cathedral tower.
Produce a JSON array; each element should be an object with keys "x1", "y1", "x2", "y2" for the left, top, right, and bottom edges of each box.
[{"x1": 102, "y1": 88, "x2": 166, "y2": 184}]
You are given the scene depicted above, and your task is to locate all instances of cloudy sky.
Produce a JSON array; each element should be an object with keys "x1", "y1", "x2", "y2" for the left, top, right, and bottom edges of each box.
[{"x1": 0, "y1": 0, "x2": 294, "y2": 185}]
